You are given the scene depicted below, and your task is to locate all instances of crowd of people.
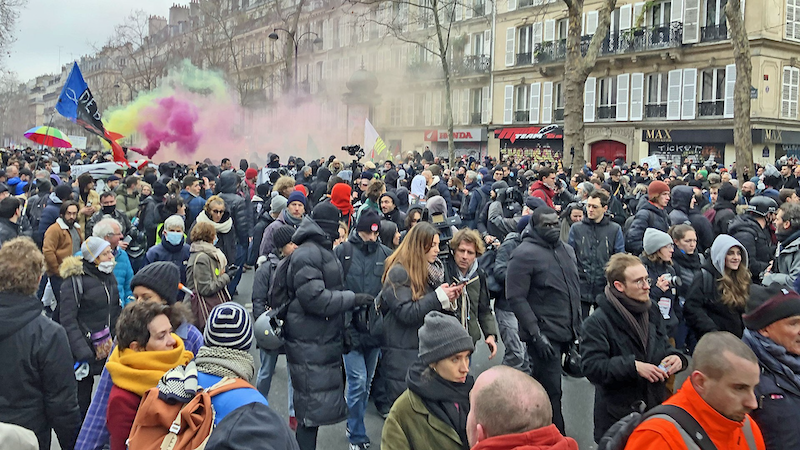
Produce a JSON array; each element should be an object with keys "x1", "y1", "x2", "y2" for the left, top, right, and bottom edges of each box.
[{"x1": 1, "y1": 145, "x2": 799, "y2": 450}]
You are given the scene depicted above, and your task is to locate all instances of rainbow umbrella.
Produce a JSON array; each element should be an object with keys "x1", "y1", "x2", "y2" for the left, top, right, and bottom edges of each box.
[{"x1": 24, "y1": 126, "x2": 73, "y2": 148}]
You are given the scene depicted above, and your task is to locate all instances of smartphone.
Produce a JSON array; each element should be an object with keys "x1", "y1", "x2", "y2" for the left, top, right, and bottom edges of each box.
[{"x1": 123, "y1": 236, "x2": 132, "y2": 244}]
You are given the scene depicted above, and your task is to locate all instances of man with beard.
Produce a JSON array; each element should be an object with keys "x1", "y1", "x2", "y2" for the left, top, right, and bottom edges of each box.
[
  {"x1": 506, "y1": 207, "x2": 581, "y2": 433},
  {"x1": 711, "y1": 182, "x2": 739, "y2": 235},
  {"x1": 528, "y1": 168, "x2": 558, "y2": 210},
  {"x1": 43, "y1": 201, "x2": 83, "y2": 305},
  {"x1": 740, "y1": 181, "x2": 757, "y2": 205},
  {"x1": 625, "y1": 181, "x2": 671, "y2": 255},
  {"x1": 763, "y1": 202, "x2": 800, "y2": 288},
  {"x1": 379, "y1": 191, "x2": 406, "y2": 232}
]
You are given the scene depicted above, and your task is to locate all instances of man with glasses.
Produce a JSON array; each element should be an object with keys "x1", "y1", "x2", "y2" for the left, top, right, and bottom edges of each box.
[
  {"x1": 93, "y1": 217, "x2": 134, "y2": 306},
  {"x1": 568, "y1": 190, "x2": 624, "y2": 320},
  {"x1": 580, "y1": 253, "x2": 687, "y2": 442}
]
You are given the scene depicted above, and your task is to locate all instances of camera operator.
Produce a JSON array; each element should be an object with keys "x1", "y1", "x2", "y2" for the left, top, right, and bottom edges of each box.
[
  {"x1": 486, "y1": 183, "x2": 520, "y2": 242},
  {"x1": 425, "y1": 196, "x2": 459, "y2": 257}
]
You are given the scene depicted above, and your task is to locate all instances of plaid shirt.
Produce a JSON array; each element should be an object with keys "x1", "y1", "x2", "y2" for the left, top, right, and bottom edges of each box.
[{"x1": 75, "y1": 322, "x2": 204, "y2": 450}]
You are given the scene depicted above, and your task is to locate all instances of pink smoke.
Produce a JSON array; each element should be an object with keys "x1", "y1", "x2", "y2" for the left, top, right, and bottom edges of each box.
[{"x1": 130, "y1": 96, "x2": 201, "y2": 158}]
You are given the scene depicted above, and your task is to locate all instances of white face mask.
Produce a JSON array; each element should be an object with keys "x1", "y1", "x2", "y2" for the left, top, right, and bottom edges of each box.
[{"x1": 98, "y1": 260, "x2": 116, "y2": 274}]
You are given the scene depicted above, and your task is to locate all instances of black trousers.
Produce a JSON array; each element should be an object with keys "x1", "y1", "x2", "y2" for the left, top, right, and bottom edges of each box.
[
  {"x1": 527, "y1": 340, "x2": 570, "y2": 434},
  {"x1": 296, "y1": 424, "x2": 319, "y2": 450}
]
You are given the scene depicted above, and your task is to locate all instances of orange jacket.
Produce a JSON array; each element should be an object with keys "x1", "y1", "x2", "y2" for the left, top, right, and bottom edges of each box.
[
  {"x1": 625, "y1": 380, "x2": 765, "y2": 450},
  {"x1": 471, "y1": 425, "x2": 578, "y2": 450}
]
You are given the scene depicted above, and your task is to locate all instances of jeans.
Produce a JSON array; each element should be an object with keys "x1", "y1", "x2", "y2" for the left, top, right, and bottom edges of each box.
[
  {"x1": 343, "y1": 348, "x2": 380, "y2": 445},
  {"x1": 527, "y1": 339, "x2": 569, "y2": 434},
  {"x1": 228, "y1": 244, "x2": 246, "y2": 294},
  {"x1": 495, "y1": 308, "x2": 531, "y2": 374},
  {"x1": 256, "y1": 348, "x2": 295, "y2": 416}
]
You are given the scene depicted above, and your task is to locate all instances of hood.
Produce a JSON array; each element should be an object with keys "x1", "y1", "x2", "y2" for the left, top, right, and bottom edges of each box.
[
  {"x1": 410, "y1": 174, "x2": 427, "y2": 198},
  {"x1": 316, "y1": 166, "x2": 331, "y2": 183},
  {"x1": 380, "y1": 191, "x2": 400, "y2": 211},
  {"x1": 218, "y1": 171, "x2": 239, "y2": 194},
  {"x1": 671, "y1": 185, "x2": 693, "y2": 213},
  {"x1": 529, "y1": 180, "x2": 554, "y2": 198},
  {"x1": 710, "y1": 234, "x2": 749, "y2": 274},
  {"x1": 59, "y1": 255, "x2": 85, "y2": 279},
  {"x1": 426, "y1": 195, "x2": 448, "y2": 216},
  {"x1": 384, "y1": 169, "x2": 399, "y2": 188},
  {"x1": 471, "y1": 424, "x2": 579, "y2": 450},
  {"x1": 48, "y1": 191, "x2": 63, "y2": 205},
  {"x1": 292, "y1": 216, "x2": 331, "y2": 247},
  {"x1": 481, "y1": 182, "x2": 493, "y2": 195},
  {"x1": 713, "y1": 199, "x2": 737, "y2": 212},
  {"x1": 0, "y1": 292, "x2": 43, "y2": 340},
  {"x1": 395, "y1": 187, "x2": 410, "y2": 208},
  {"x1": 728, "y1": 214, "x2": 761, "y2": 235}
]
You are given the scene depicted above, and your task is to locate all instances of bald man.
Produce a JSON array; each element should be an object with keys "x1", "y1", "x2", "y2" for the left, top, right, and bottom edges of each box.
[{"x1": 466, "y1": 366, "x2": 578, "y2": 450}]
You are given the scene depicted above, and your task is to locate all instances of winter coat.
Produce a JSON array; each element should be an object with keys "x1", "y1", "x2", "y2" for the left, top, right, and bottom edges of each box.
[
  {"x1": 476, "y1": 184, "x2": 494, "y2": 235},
  {"x1": 78, "y1": 189, "x2": 100, "y2": 231},
  {"x1": 528, "y1": 180, "x2": 555, "y2": 209},
  {"x1": 640, "y1": 256, "x2": 680, "y2": 336},
  {"x1": 671, "y1": 249, "x2": 704, "y2": 302},
  {"x1": 443, "y1": 258, "x2": 499, "y2": 345},
  {"x1": 217, "y1": 172, "x2": 252, "y2": 245},
  {"x1": 762, "y1": 229, "x2": 800, "y2": 288},
  {"x1": 381, "y1": 389, "x2": 464, "y2": 450},
  {"x1": 685, "y1": 250, "x2": 748, "y2": 339},
  {"x1": 506, "y1": 227, "x2": 581, "y2": 344},
  {"x1": 0, "y1": 217, "x2": 20, "y2": 247},
  {"x1": 433, "y1": 177, "x2": 452, "y2": 215},
  {"x1": 145, "y1": 239, "x2": 191, "y2": 288},
  {"x1": 0, "y1": 292, "x2": 81, "y2": 450},
  {"x1": 712, "y1": 200, "x2": 738, "y2": 235},
  {"x1": 250, "y1": 209, "x2": 275, "y2": 265},
  {"x1": 179, "y1": 190, "x2": 206, "y2": 230},
  {"x1": 260, "y1": 210, "x2": 299, "y2": 257},
  {"x1": 381, "y1": 192, "x2": 407, "y2": 231},
  {"x1": 729, "y1": 214, "x2": 774, "y2": 280},
  {"x1": 626, "y1": 201, "x2": 670, "y2": 255},
  {"x1": 186, "y1": 241, "x2": 231, "y2": 298},
  {"x1": 115, "y1": 190, "x2": 140, "y2": 220},
  {"x1": 493, "y1": 231, "x2": 523, "y2": 311},
  {"x1": 85, "y1": 208, "x2": 131, "y2": 240},
  {"x1": 113, "y1": 249, "x2": 134, "y2": 306},
  {"x1": 335, "y1": 233, "x2": 392, "y2": 352},
  {"x1": 139, "y1": 195, "x2": 162, "y2": 248},
  {"x1": 284, "y1": 217, "x2": 357, "y2": 427},
  {"x1": 380, "y1": 263, "x2": 445, "y2": 408},
  {"x1": 309, "y1": 167, "x2": 331, "y2": 206},
  {"x1": 568, "y1": 215, "x2": 624, "y2": 305},
  {"x1": 252, "y1": 252, "x2": 280, "y2": 320},
  {"x1": 669, "y1": 186, "x2": 714, "y2": 252},
  {"x1": 43, "y1": 218, "x2": 84, "y2": 275},
  {"x1": 487, "y1": 201, "x2": 517, "y2": 241},
  {"x1": 36, "y1": 194, "x2": 63, "y2": 246},
  {"x1": 580, "y1": 292, "x2": 687, "y2": 441},
  {"x1": 190, "y1": 210, "x2": 237, "y2": 266},
  {"x1": 58, "y1": 256, "x2": 121, "y2": 374},
  {"x1": 203, "y1": 401, "x2": 300, "y2": 450},
  {"x1": 470, "y1": 425, "x2": 579, "y2": 450}
]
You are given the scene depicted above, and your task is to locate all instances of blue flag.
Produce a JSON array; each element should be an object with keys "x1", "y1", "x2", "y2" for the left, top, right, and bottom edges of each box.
[{"x1": 56, "y1": 62, "x2": 106, "y2": 137}]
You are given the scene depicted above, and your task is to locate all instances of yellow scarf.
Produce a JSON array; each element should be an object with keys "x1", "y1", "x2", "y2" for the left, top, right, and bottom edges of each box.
[{"x1": 106, "y1": 334, "x2": 194, "y2": 397}]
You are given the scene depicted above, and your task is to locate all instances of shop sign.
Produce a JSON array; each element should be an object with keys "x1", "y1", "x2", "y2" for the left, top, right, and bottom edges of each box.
[
  {"x1": 648, "y1": 142, "x2": 725, "y2": 166},
  {"x1": 493, "y1": 124, "x2": 563, "y2": 143},
  {"x1": 643, "y1": 129, "x2": 673, "y2": 143},
  {"x1": 423, "y1": 128, "x2": 483, "y2": 142}
]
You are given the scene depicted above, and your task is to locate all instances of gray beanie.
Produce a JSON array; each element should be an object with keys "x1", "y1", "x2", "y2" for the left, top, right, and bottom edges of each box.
[
  {"x1": 81, "y1": 236, "x2": 111, "y2": 262},
  {"x1": 270, "y1": 194, "x2": 288, "y2": 214},
  {"x1": 418, "y1": 311, "x2": 474, "y2": 365},
  {"x1": 643, "y1": 228, "x2": 673, "y2": 256}
]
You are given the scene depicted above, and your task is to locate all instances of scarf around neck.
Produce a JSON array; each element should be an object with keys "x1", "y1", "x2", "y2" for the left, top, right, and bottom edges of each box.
[
  {"x1": 428, "y1": 258, "x2": 445, "y2": 287},
  {"x1": 605, "y1": 285, "x2": 650, "y2": 351},
  {"x1": 282, "y1": 208, "x2": 302, "y2": 227},
  {"x1": 195, "y1": 210, "x2": 233, "y2": 234},
  {"x1": 194, "y1": 345, "x2": 255, "y2": 383},
  {"x1": 743, "y1": 329, "x2": 800, "y2": 393},
  {"x1": 190, "y1": 240, "x2": 228, "y2": 268},
  {"x1": 105, "y1": 335, "x2": 194, "y2": 397}
]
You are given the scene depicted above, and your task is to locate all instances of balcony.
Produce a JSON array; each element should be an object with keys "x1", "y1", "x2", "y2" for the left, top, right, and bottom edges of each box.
[
  {"x1": 554, "y1": 108, "x2": 565, "y2": 121},
  {"x1": 514, "y1": 110, "x2": 529, "y2": 122},
  {"x1": 701, "y1": 23, "x2": 728, "y2": 42},
  {"x1": 241, "y1": 52, "x2": 267, "y2": 69},
  {"x1": 645, "y1": 104, "x2": 668, "y2": 118},
  {"x1": 597, "y1": 105, "x2": 615, "y2": 120},
  {"x1": 407, "y1": 55, "x2": 490, "y2": 78},
  {"x1": 453, "y1": 55, "x2": 491, "y2": 75},
  {"x1": 698, "y1": 100, "x2": 724, "y2": 117},
  {"x1": 470, "y1": 112, "x2": 482, "y2": 124},
  {"x1": 516, "y1": 52, "x2": 532, "y2": 66}
]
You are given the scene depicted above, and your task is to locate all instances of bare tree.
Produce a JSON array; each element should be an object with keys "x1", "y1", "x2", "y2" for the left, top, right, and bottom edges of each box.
[
  {"x1": 268, "y1": 0, "x2": 309, "y2": 94},
  {"x1": 0, "y1": 73, "x2": 29, "y2": 145},
  {"x1": 105, "y1": 10, "x2": 171, "y2": 97},
  {"x1": 563, "y1": 0, "x2": 617, "y2": 170},
  {"x1": 726, "y1": 0, "x2": 753, "y2": 175},
  {"x1": 0, "y1": 0, "x2": 25, "y2": 69}
]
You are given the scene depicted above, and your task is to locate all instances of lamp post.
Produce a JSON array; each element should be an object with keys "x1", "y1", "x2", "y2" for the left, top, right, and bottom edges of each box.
[{"x1": 268, "y1": 28, "x2": 323, "y2": 95}]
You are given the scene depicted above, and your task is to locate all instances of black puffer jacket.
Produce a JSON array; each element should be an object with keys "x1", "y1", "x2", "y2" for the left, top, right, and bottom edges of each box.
[
  {"x1": 252, "y1": 253, "x2": 280, "y2": 320},
  {"x1": 0, "y1": 292, "x2": 81, "y2": 450},
  {"x1": 58, "y1": 256, "x2": 121, "y2": 374},
  {"x1": 380, "y1": 263, "x2": 444, "y2": 409},
  {"x1": 335, "y1": 233, "x2": 392, "y2": 352},
  {"x1": 729, "y1": 214, "x2": 774, "y2": 280},
  {"x1": 580, "y1": 292, "x2": 686, "y2": 441},
  {"x1": 712, "y1": 200, "x2": 738, "y2": 235},
  {"x1": 492, "y1": 231, "x2": 523, "y2": 311},
  {"x1": 506, "y1": 225, "x2": 581, "y2": 344},
  {"x1": 625, "y1": 201, "x2": 670, "y2": 255},
  {"x1": 309, "y1": 167, "x2": 331, "y2": 206},
  {"x1": 0, "y1": 217, "x2": 20, "y2": 247},
  {"x1": 568, "y1": 215, "x2": 624, "y2": 305},
  {"x1": 672, "y1": 249, "x2": 704, "y2": 301},
  {"x1": 218, "y1": 171, "x2": 252, "y2": 245},
  {"x1": 284, "y1": 217, "x2": 356, "y2": 428}
]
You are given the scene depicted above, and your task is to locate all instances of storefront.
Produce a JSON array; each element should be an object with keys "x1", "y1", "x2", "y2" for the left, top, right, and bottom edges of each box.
[
  {"x1": 494, "y1": 125, "x2": 564, "y2": 165},
  {"x1": 642, "y1": 128, "x2": 729, "y2": 167},
  {"x1": 423, "y1": 128, "x2": 488, "y2": 160},
  {"x1": 754, "y1": 129, "x2": 800, "y2": 164}
]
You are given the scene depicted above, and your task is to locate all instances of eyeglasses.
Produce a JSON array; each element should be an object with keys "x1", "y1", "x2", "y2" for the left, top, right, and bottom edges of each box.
[
  {"x1": 632, "y1": 278, "x2": 652, "y2": 289},
  {"x1": 211, "y1": 209, "x2": 224, "y2": 215}
]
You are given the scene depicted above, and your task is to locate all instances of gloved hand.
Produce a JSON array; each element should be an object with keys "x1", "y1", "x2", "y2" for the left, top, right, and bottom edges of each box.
[
  {"x1": 225, "y1": 265, "x2": 239, "y2": 278},
  {"x1": 354, "y1": 293, "x2": 374, "y2": 308},
  {"x1": 531, "y1": 333, "x2": 557, "y2": 360}
]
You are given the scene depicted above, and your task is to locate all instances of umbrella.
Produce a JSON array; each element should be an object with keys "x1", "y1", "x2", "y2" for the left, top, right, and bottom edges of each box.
[{"x1": 24, "y1": 126, "x2": 73, "y2": 148}]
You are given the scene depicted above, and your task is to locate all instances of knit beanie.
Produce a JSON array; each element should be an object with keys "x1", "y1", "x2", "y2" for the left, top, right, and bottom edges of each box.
[
  {"x1": 270, "y1": 194, "x2": 288, "y2": 214},
  {"x1": 744, "y1": 284, "x2": 800, "y2": 330},
  {"x1": 357, "y1": 211, "x2": 381, "y2": 233},
  {"x1": 131, "y1": 262, "x2": 180, "y2": 305},
  {"x1": 153, "y1": 181, "x2": 169, "y2": 197},
  {"x1": 648, "y1": 180, "x2": 670, "y2": 198},
  {"x1": 418, "y1": 311, "x2": 474, "y2": 365},
  {"x1": 54, "y1": 183, "x2": 73, "y2": 201},
  {"x1": 204, "y1": 302, "x2": 253, "y2": 351},
  {"x1": 643, "y1": 228, "x2": 673, "y2": 255},
  {"x1": 517, "y1": 215, "x2": 531, "y2": 233},
  {"x1": 256, "y1": 183, "x2": 270, "y2": 198},
  {"x1": 81, "y1": 236, "x2": 110, "y2": 262},
  {"x1": 245, "y1": 168, "x2": 258, "y2": 179},
  {"x1": 311, "y1": 201, "x2": 342, "y2": 241},
  {"x1": 719, "y1": 182, "x2": 738, "y2": 202},
  {"x1": 286, "y1": 190, "x2": 307, "y2": 208},
  {"x1": 272, "y1": 225, "x2": 296, "y2": 254}
]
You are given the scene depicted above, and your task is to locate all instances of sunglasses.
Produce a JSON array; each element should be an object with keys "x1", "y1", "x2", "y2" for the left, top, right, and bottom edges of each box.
[{"x1": 211, "y1": 209, "x2": 225, "y2": 215}]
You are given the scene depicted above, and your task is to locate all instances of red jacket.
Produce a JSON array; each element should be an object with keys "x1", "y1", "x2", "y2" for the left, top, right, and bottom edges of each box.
[
  {"x1": 472, "y1": 425, "x2": 579, "y2": 450},
  {"x1": 624, "y1": 380, "x2": 766, "y2": 450},
  {"x1": 529, "y1": 181, "x2": 555, "y2": 208},
  {"x1": 107, "y1": 386, "x2": 142, "y2": 450}
]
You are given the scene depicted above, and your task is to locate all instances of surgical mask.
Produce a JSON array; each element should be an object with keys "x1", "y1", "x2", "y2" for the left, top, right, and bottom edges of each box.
[
  {"x1": 213, "y1": 236, "x2": 219, "y2": 246},
  {"x1": 165, "y1": 231, "x2": 184, "y2": 246},
  {"x1": 98, "y1": 260, "x2": 116, "y2": 274},
  {"x1": 536, "y1": 227, "x2": 561, "y2": 245},
  {"x1": 102, "y1": 205, "x2": 116, "y2": 215}
]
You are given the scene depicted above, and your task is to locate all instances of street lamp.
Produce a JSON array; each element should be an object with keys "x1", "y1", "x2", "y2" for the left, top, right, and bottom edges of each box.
[{"x1": 269, "y1": 28, "x2": 323, "y2": 95}]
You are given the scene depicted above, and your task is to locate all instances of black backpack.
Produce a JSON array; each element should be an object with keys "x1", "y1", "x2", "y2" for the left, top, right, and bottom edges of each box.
[
  {"x1": 266, "y1": 253, "x2": 295, "y2": 320},
  {"x1": 339, "y1": 241, "x2": 386, "y2": 341}
]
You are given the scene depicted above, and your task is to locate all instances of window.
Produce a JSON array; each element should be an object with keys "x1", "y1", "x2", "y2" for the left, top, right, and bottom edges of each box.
[
  {"x1": 789, "y1": 0, "x2": 800, "y2": 40},
  {"x1": 515, "y1": 84, "x2": 529, "y2": 122},
  {"x1": 554, "y1": 82, "x2": 565, "y2": 120},
  {"x1": 517, "y1": 25, "x2": 533, "y2": 64},
  {"x1": 649, "y1": 1, "x2": 672, "y2": 27},
  {"x1": 705, "y1": 0, "x2": 728, "y2": 26},
  {"x1": 471, "y1": 88, "x2": 483, "y2": 124},
  {"x1": 597, "y1": 76, "x2": 618, "y2": 119},
  {"x1": 783, "y1": 66, "x2": 800, "y2": 119},
  {"x1": 646, "y1": 73, "x2": 668, "y2": 118},
  {"x1": 557, "y1": 18, "x2": 568, "y2": 39},
  {"x1": 414, "y1": 93, "x2": 425, "y2": 125},
  {"x1": 699, "y1": 68, "x2": 726, "y2": 116},
  {"x1": 390, "y1": 98, "x2": 403, "y2": 126},
  {"x1": 332, "y1": 18, "x2": 340, "y2": 47},
  {"x1": 472, "y1": 32, "x2": 485, "y2": 55}
]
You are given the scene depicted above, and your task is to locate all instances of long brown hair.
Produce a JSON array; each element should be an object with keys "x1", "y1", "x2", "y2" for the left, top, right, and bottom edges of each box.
[
  {"x1": 718, "y1": 245, "x2": 750, "y2": 310},
  {"x1": 383, "y1": 222, "x2": 437, "y2": 300}
]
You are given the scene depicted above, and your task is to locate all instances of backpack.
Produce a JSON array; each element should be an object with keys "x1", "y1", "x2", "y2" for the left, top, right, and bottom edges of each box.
[
  {"x1": 597, "y1": 404, "x2": 757, "y2": 450},
  {"x1": 127, "y1": 377, "x2": 253, "y2": 450},
  {"x1": 339, "y1": 241, "x2": 387, "y2": 341},
  {"x1": 25, "y1": 194, "x2": 47, "y2": 235},
  {"x1": 477, "y1": 247, "x2": 501, "y2": 294},
  {"x1": 267, "y1": 253, "x2": 295, "y2": 321}
]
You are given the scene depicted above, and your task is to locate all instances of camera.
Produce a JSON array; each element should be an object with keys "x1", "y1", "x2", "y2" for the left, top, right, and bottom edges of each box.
[
  {"x1": 662, "y1": 273, "x2": 682, "y2": 288},
  {"x1": 421, "y1": 209, "x2": 461, "y2": 259},
  {"x1": 342, "y1": 145, "x2": 365, "y2": 160}
]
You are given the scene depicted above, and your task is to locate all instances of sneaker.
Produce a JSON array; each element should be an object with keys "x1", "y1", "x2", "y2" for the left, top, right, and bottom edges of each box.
[
  {"x1": 289, "y1": 416, "x2": 298, "y2": 431},
  {"x1": 348, "y1": 443, "x2": 370, "y2": 450},
  {"x1": 346, "y1": 426, "x2": 351, "y2": 438}
]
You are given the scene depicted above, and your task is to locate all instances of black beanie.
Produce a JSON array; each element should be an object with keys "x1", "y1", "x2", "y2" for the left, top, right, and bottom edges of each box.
[
  {"x1": 153, "y1": 181, "x2": 169, "y2": 197},
  {"x1": 743, "y1": 284, "x2": 800, "y2": 330},
  {"x1": 719, "y1": 182, "x2": 738, "y2": 202},
  {"x1": 131, "y1": 262, "x2": 180, "y2": 305},
  {"x1": 54, "y1": 183, "x2": 73, "y2": 201},
  {"x1": 357, "y1": 211, "x2": 381, "y2": 234},
  {"x1": 311, "y1": 202, "x2": 341, "y2": 241},
  {"x1": 272, "y1": 225, "x2": 295, "y2": 254}
]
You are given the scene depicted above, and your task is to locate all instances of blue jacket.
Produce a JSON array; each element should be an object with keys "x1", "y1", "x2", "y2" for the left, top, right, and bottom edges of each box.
[
  {"x1": 196, "y1": 372, "x2": 268, "y2": 425},
  {"x1": 36, "y1": 194, "x2": 63, "y2": 246},
  {"x1": 144, "y1": 239, "x2": 191, "y2": 287},
  {"x1": 180, "y1": 189, "x2": 206, "y2": 229},
  {"x1": 114, "y1": 249, "x2": 134, "y2": 306}
]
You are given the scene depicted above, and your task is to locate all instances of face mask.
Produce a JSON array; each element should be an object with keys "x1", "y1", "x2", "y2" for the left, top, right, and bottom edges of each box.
[
  {"x1": 165, "y1": 231, "x2": 184, "y2": 246},
  {"x1": 536, "y1": 226, "x2": 561, "y2": 245},
  {"x1": 213, "y1": 236, "x2": 219, "y2": 246},
  {"x1": 98, "y1": 260, "x2": 116, "y2": 274},
  {"x1": 102, "y1": 205, "x2": 116, "y2": 215}
]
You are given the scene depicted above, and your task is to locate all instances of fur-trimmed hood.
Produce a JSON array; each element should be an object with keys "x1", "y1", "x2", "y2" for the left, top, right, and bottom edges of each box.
[{"x1": 59, "y1": 256, "x2": 85, "y2": 279}]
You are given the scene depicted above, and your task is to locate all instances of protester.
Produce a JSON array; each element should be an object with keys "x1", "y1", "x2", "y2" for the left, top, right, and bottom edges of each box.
[
  {"x1": 260, "y1": 190, "x2": 305, "y2": 256},
  {"x1": 763, "y1": 202, "x2": 800, "y2": 287},
  {"x1": 116, "y1": 176, "x2": 140, "y2": 220},
  {"x1": 186, "y1": 221, "x2": 236, "y2": 330},
  {"x1": 93, "y1": 217, "x2": 134, "y2": 306},
  {"x1": 640, "y1": 228, "x2": 681, "y2": 340},
  {"x1": 194, "y1": 195, "x2": 237, "y2": 269},
  {"x1": 0, "y1": 196, "x2": 22, "y2": 246},
  {"x1": 626, "y1": 180, "x2": 671, "y2": 255},
  {"x1": 43, "y1": 200, "x2": 83, "y2": 303},
  {"x1": 144, "y1": 214, "x2": 191, "y2": 294},
  {"x1": 85, "y1": 191, "x2": 131, "y2": 239},
  {"x1": 729, "y1": 196, "x2": 777, "y2": 283}
]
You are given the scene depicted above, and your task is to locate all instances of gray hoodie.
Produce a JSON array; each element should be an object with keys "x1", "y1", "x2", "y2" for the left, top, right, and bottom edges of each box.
[{"x1": 710, "y1": 234, "x2": 749, "y2": 275}]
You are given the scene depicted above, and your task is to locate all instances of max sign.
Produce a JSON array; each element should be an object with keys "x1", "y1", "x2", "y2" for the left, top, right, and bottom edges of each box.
[{"x1": 424, "y1": 128, "x2": 482, "y2": 142}]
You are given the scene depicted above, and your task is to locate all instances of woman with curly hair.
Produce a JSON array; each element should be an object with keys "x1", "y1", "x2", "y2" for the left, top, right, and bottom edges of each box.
[{"x1": 684, "y1": 234, "x2": 751, "y2": 339}]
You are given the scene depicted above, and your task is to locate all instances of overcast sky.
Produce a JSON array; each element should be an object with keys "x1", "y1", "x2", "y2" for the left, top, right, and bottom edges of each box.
[{"x1": 8, "y1": 0, "x2": 172, "y2": 82}]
